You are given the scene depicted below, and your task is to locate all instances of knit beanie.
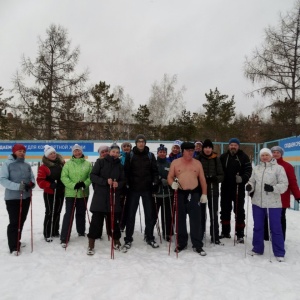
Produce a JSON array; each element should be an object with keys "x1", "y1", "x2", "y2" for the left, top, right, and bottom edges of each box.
[
  {"x1": 271, "y1": 146, "x2": 284, "y2": 156},
  {"x1": 173, "y1": 140, "x2": 182, "y2": 147},
  {"x1": 98, "y1": 145, "x2": 109, "y2": 154},
  {"x1": 110, "y1": 143, "x2": 120, "y2": 151},
  {"x1": 181, "y1": 142, "x2": 195, "y2": 152},
  {"x1": 135, "y1": 134, "x2": 146, "y2": 144},
  {"x1": 229, "y1": 138, "x2": 240, "y2": 145},
  {"x1": 260, "y1": 148, "x2": 272, "y2": 157},
  {"x1": 157, "y1": 144, "x2": 167, "y2": 153},
  {"x1": 44, "y1": 145, "x2": 56, "y2": 158},
  {"x1": 72, "y1": 144, "x2": 83, "y2": 152},
  {"x1": 12, "y1": 144, "x2": 26, "y2": 153},
  {"x1": 194, "y1": 140, "x2": 203, "y2": 146},
  {"x1": 202, "y1": 139, "x2": 214, "y2": 149}
]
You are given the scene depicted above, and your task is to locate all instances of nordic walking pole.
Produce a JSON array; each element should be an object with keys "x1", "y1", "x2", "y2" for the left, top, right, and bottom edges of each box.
[
  {"x1": 162, "y1": 188, "x2": 167, "y2": 241},
  {"x1": 82, "y1": 187, "x2": 91, "y2": 224},
  {"x1": 175, "y1": 187, "x2": 179, "y2": 259},
  {"x1": 138, "y1": 203, "x2": 143, "y2": 233},
  {"x1": 30, "y1": 189, "x2": 33, "y2": 253},
  {"x1": 17, "y1": 185, "x2": 23, "y2": 256},
  {"x1": 108, "y1": 184, "x2": 113, "y2": 241},
  {"x1": 110, "y1": 180, "x2": 116, "y2": 259},
  {"x1": 244, "y1": 191, "x2": 250, "y2": 258},
  {"x1": 168, "y1": 188, "x2": 177, "y2": 255},
  {"x1": 203, "y1": 201, "x2": 207, "y2": 247},
  {"x1": 266, "y1": 192, "x2": 272, "y2": 263},
  {"x1": 234, "y1": 183, "x2": 239, "y2": 246},
  {"x1": 154, "y1": 194, "x2": 162, "y2": 244},
  {"x1": 49, "y1": 181, "x2": 57, "y2": 241},
  {"x1": 65, "y1": 191, "x2": 77, "y2": 250},
  {"x1": 211, "y1": 182, "x2": 215, "y2": 246},
  {"x1": 120, "y1": 195, "x2": 126, "y2": 229}
]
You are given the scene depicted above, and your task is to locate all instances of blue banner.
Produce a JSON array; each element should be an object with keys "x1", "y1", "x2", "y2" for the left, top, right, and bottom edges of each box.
[{"x1": 279, "y1": 137, "x2": 300, "y2": 152}]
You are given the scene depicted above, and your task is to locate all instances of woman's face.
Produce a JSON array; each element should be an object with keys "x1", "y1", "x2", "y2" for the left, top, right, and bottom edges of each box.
[
  {"x1": 47, "y1": 152, "x2": 57, "y2": 160},
  {"x1": 260, "y1": 153, "x2": 272, "y2": 162}
]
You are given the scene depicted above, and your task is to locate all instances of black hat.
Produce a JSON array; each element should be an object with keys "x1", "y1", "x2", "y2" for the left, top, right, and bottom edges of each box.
[
  {"x1": 135, "y1": 134, "x2": 146, "y2": 144},
  {"x1": 181, "y1": 142, "x2": 195, "y2": 152},
  {"x1": 157, "y1": 144, "x2": 167, "y2": 153},
  {"x1": 202, "y1": 139, "x2": 213, "y2": 149},
  {"x1": 110, "y1": 143, "x2": 120, "y2": 151}
]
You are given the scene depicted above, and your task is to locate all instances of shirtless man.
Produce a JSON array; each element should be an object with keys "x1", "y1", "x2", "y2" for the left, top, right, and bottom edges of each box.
[{"x1": 167, "y1": 141, "x2": 208, "y2": 256}]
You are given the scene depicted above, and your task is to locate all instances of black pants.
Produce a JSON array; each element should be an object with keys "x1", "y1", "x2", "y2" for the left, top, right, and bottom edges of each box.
[
  {"x1": 6, "y1": 198, "x2": 30, "y2": 252},
  {"x1": 124, "y1": 190, "x2": 155, "y2": 243},
  {"x1": 220, "y1": 187, "x2": 245, "y2": 237},
  {"x1": 177, "y1": 190, "x2": 203, "y2": 248},
  {"x1": 61, "y1": 197, "x2": 88, "y2": 242},
  {"x1": 152, "y1": 196, "x2": 173, "y2": 238},
  {"x1": 43, "y1": 192, "x2": 64, "y2": 238},
  {"x1": 264, "y1": 208, "x2": 287, "y2": 241},
  {"x1": 88, "y1": 211, "x2": 121, "y2": 241}
]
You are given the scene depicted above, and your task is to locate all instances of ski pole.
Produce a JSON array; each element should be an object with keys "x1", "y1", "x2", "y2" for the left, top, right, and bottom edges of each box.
[
  {"x1": 154, "y1": 194, "x2": 162, "y2": 244},
  {"x1": 138, "y1": 203, "x2": 143, "y2": 234},
  {"x1": 111, "y1": 181, "x2": 116, "y2": 259},
  {"x1": 203, "y1": 201, "x2": 207, "y2": 247},
  {"x1": 211, "y1": 182, "x2": 215, "y2": 246},
  {"x1": 234, "y1": 183, "x2": 239, "y2": 246},
  {"x1": 30, "y1": 189, "x2": 33, "y2": 253},
  {"x1": 244, "y1": 191, "x2": 250, "y2": 258},
  {"x1": 108, "y1": 184, "x2": 113, "y2": 241},
  {"x1": 168, "y1": 189, "x2": 177, "y2": 255},
  {"x1": 175, "y1": 187, "x2": 179, "y2": 259},
  {"x1": 49, "y1": 181, "x2": 57, "y2": 241},
  {"x1": 266, "y1": 192, "x2": 272, "y2": 263},
  {"x1": 65, "y1": 191, "x2": 77, "y2": 250},
  {"x1": 162, "y1": 187, "x2": 167, "y2": 241},
  {"x1": 120, "y1": 195, "x2": 126, "y2": 230},
  {"x1": 82, "y1": 187, "x2": 91, "y2": 224},
  {"x1": 17, "y1": 186, "x2": 23, "y2": 256}
]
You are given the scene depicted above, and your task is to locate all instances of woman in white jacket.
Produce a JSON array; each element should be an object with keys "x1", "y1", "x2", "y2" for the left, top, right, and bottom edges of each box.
[{"x1": 246, "y1": 148, "x2": 288, "y2": 262}]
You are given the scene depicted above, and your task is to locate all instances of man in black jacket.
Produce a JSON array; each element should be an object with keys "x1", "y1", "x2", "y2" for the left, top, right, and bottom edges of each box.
[
  {"x1": 123, "y1": 134, "x2": 159, "y2": 249},
  {"x1": 220, "y1": 138, "x2": 252, "y2": 243}
]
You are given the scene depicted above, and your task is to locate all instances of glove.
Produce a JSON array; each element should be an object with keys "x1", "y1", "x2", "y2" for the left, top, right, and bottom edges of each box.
[
  {"x1": 50, "y1": 182, "x2": 57, "y2": 190},
  {"x1": 19, "y1": 182, "x2": 25, "y2": 191},
  {"x1": 79, "y1": 181, "x2": 86, "y2": 189},
  {"x1": 25, "y1": 181, "x2": 35, "y2": 191},
  {"x1": 245, "y1": 184, "x2": 252, "y2": 192},
  {"x1": 161, "y1": 178, "x2": 168, "y2": 186},
  {"x1": 236, "y1": 175, "x2": 243, "y2": 183},
  {"x1": 74, "y1": 182, "x2": 82, "y2": 190},
  {"x1": 171, "y1": 181, "x2": 179, "y2": 190},
  {"x1": 200, "y1": 194, "x2": 208, "y2": 203},
  {"x1": 264, "y1": 184, "x2": 274, "y2": 192}
]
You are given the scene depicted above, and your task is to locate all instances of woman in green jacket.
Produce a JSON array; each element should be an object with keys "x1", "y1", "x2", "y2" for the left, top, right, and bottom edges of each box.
[{"x1": 60, "y1": 144, "x2": 92, "y2": 247}]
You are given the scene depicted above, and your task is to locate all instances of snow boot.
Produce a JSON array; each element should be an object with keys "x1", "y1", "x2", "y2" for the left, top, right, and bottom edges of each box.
[
  {"x1": 276, "y1": 257, "x2": 285, "y2": 262},
  {"x1": 113, "y1": 239, "x2": 121, "y2": 251},
  {"x1": 193, "y1": 247, "x2": 207, "y2": 256},
  {"x1": 87, "y1": 238, "x2": 95, "y2": 255},
  {"x1": 174, "y1": 245, "x2": 187, "y2": 253},
  {"x1": 147, "y1": 240, "x2": 159, "y2": 248}
]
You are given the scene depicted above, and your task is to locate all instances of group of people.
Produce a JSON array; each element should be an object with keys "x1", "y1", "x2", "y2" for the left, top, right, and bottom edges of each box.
[{"x1": 0, "y1": 136, "x2": 299, "y2": 262}]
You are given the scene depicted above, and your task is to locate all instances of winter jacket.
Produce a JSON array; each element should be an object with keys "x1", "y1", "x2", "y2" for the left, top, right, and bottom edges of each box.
[
  {"x1": 90, "y1": 155, "x2": 125, "y2": 213},
  {"x1": 248, "y1": 159, "x2": 288, "y2": 208},
  {"x1": 119, "y1": 151, "x2": 127, "y2": 166},
  {"x1": 61, "y1": 155, "x2": 92, "y2": 198},
  {"x1": 156, "y1": 157, "x2": 173, "y2": 198},
  {"x1": 0, "y1": 154, "x2": 35, "y2": 200},
  {"x1": 37, "y1": 154, "x2": 65, "y2": 195},
  {"x1": 220, "y1": 149, "x2": 252, "y2": 189},
  {"x1": 124, "y1": 146, "x2": 159, "y2": 192},
  {"x1": 275, "y1": 157, "x2": 300, "y2": 208},
  {"x1": 167, "y1": 152, "x2": 182, "y2": 163}
]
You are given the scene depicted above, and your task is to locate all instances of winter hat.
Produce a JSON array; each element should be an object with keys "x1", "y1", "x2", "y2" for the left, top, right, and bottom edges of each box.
[
  {"x1": 181, "y1": 142, "x2": 195, "y2": 152},
  {"x1": 12, "y1": 144, "x2": 26, "y2": 153},
  {"x1": 135, "y1": 134, "x2": 146, "y2": 144},
  {"x1": 72, "y1": 144, "x2": 83, "y2": 152},
  {"x1": 44, "y1": 145, "x2": 56, "y2": 158},
  {"x1": 173, "y1": 140, "x2": 182, "y2": 147},
  {"x1": 271, "y1": 146, "x2": 284, "y2": 156},
  {"x1": 202, "y1": 139, "x2": 214, "y2": 149},
  {"x1": 194, "y1": 140, "x2": 203, "y2": 146},
  {"x1": 110, "y1": 143, "x2": 120, "y2": 151},
  {"x1": 157, "y1": 144, "x2": 167, "y2": 153},
  {"x1": 260, "y1": 148, "x2": 272, "y2": 157},
  {"x1": 229, "y1": 138, "x2": 240, "y2": 145},
  {"x1": 98, "y1": 145, "x2": 109, "y2": 154}
]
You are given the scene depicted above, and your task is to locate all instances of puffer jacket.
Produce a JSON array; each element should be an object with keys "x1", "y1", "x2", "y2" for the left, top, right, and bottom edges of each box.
[
  {"x1": 0, "y1": 154, "x2": 35, "y2": 200},
  {"x1": 248, "y1": 158, "x2": 288, "y2": 208},
  {"x1": 156, "y1": 157, "x2": 173, "y2": 198},
  {"x1": 61, "y1": 155, "x2": 92, "y2": 198}
]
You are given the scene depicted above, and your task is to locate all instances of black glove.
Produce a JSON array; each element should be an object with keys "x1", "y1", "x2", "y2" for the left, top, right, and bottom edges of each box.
[
  {"x1": 19, "y1": 182, "x2": 25, "y2": 191},
  {"x1": 74, "y1": 182, "x2": 81, "y2": 190},
  {"x1": 24, "y1": 181, "x2": 35, "y2": 191},
  {"x1": 264, "y1": 184, "x2": 274, "y2": 192},
  {"x1": 79, "y1": 181, "x2": 86, "y2": 189},
  {"x1": 245, "y1": 184, "x2": 252, "y2": 192},
  {"x1": 152, "y1": 183, "x2": 159, "y2": 194},
  {"x1": 50, "y1": 182, "x2": 57, "y2": 190}
]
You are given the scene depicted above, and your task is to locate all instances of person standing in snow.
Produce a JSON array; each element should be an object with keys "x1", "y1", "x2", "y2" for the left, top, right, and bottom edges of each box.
[
  {"x1": 123, "y1": 134, "x2": 159, "y2": 250},
  {"x1": 197, "y1": 139, "x2": 224, "y2": 245},
  {"x1": 37, "y1": 145, "x2": 65, "y2": 242},
  {"x1": 0, "y1": 144, "x2": 35, "y2": 255},
  {"x1": 264, "y1": 146, "x2": 300, "y2": 241},
  {"x1": 219, "y1": 138, "x2": 252, "y2": 243},
  {"x1": 193, "y1": 140, "x2": 203, "y2": 158},
  {"x1": 60, "y1": 144, "x2": 92, "y2": 247},
  {"x1": 87, "y1": 144, "x2": 125, "y2": 255},
  {"x1": 167, "y1": 142, "x2": 208, "y2": 256},
  {"x1": 246, "y1": 148, "x2": 288, "y2": 262}
]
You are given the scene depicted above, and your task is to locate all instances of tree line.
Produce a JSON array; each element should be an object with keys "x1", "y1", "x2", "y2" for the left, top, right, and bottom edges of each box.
[{"x1": 1, "y1": 1, "x2": 300, "y2": 142}]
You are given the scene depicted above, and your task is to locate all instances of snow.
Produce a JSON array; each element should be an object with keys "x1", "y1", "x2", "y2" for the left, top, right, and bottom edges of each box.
[{"x1": 0, "y1": 166, "x2": 300, "y2": 300}]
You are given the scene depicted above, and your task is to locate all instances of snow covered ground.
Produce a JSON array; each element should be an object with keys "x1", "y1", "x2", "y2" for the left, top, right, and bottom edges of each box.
[{"x1": 0, "y1": 166, "x2": 300, "y2": 300}]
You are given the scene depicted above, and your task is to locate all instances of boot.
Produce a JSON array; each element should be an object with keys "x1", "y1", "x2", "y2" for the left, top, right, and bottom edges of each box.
[
  {"x1": 114, "y1": 239, "x2": 121, "y2": 250},
  {"x1": 87, "y1": 238, "x2": 95, "y2": 255}
]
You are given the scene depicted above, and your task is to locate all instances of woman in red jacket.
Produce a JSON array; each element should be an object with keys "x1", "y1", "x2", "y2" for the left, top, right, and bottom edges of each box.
[
  {"x1": 37, "y1": 145, "x2": 65, "y2": 242},
  {"x1": 264, "y1": 146, "x2": 300, "y2": 241}
]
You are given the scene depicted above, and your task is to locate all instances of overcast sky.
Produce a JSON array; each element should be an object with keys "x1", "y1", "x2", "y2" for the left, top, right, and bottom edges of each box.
[{"x1": 0, "y1": 0, "x2": 296, "y2": 116}]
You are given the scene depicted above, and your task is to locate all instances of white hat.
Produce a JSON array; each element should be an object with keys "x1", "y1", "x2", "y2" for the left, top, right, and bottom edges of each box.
[
  {"x1": 173, "y1": 140, "x2": 182, "y2": 147},
  {"x1": 44, "y1": 145, "x2": 56, "y2": 158},
  {"x1": 72, "y1": 144, "x2": 83, "y2": 152},
  {"x1": 260, "y1": 148, "x2": 272, "y2": 157}
]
